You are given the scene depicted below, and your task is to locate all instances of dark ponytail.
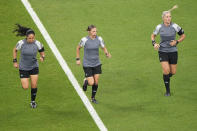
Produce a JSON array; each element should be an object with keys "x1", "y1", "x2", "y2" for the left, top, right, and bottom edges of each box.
[
  {"x1": 87, "y1": 25, "x2": 96, "y2": 31},
  {"x1": 13, "y1": 24, "x2": 35, "y2": 37}
]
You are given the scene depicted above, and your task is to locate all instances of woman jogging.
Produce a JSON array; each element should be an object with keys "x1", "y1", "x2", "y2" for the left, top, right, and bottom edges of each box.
[
  {"x1": 151, "y1": 10, "x2": 185, "y2": 96},
  {"x1": 13, "y1": 24, "x2": 45, "y2": 108},
  {"x1": 76, "y1": 25, "x2": 111, "y2": 103}
]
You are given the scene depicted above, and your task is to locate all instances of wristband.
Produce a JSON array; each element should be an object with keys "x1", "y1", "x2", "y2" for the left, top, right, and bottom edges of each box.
[
  {"x1": 41, "y1": 56, "x2": 45, "y2": 60},
  {"x1": 13, "y1": 58, "x2": 17, "y2": 63},
  {"x1": 76, "y1": 58, "x2": 80, "y2": 61},
  {"x1": 152, "y1": 40, "x2": 156, "y2": 46},
  {"x1": 176, "y1": 40, "x2": 179, "y2": 45}
]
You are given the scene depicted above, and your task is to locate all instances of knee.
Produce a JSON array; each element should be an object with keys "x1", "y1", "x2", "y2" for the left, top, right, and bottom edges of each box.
[
  {"x1": 171, "y1": 71, "x2": 176, "y2": 75},
  {"x1": 88, "y1": 80, "x2": 94, "y2": 86},
  {"x1": 31, "y1": 82, "x2": 37, "y2": 88},
  {"x1": 31, "y1": 84, "x2": 37, "y2": 88},
  {"x1": 22, "y1": 86, "x2": 28, "y2": 90},
  {"x1": 163, "y1": 70, "x2": 170, "y2": 75},
  {"x1": 94, "y1": 81, "x2": 98, "y2": 85}
]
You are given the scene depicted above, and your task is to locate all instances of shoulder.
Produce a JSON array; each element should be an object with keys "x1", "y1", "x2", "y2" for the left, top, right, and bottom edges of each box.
[
  {"x1": 153, "y1": 24, "x2": 162, "y2": 35},
  {"x1": 79, "y1": 36, "x2": 88, "y2": 47},
  {"x1": 16, "y1": 39, "x2": 25, "y2": 50},
  {"x1": 155, "y1": 24, "x2": 162, "y2": 29},
  {"x1": 171, "y1": 22, "x2": 180, "y2": 27},
  {"x1": 16, "y1": 40, "x2": 25, "y2": 50},
  {"x1": 35, "y1": 40, "x2": 43, "y2": 49},
  {"x1": 97, "y1": 36, "x2": 103, "y2": 41},
  {"x1": 81, "y1": 37, "x2": 88, "y2": 42},
  {"x1": 17, "y1": 39, "x2": 24, "y2": 45},
  {"x1": 35, "y1": 40, "x2": 41, "y2": 45},
  {"x1": 97, "y1": 36, "x2": 105, "y2": 47},
  {"x1": 171, "y1": 23, "x2": 181, "y2": 31}
]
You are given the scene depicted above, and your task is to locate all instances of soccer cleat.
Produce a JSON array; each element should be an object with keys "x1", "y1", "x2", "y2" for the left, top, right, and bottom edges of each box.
[
  {"x1": 83, "y1": 79, "x2": 88, "y2": 91},
  {"x1": 30, "y1": 101, "x2": 37, "y2": 108},
  {"x1": 164, "y1": 92, "x2": 171, "y2": 96},
  {"x1": 91, "y1": 98, "x2": 98, "y2": 104}
]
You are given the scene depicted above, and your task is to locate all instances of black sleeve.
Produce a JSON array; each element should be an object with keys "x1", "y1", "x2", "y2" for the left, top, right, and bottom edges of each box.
[
  {"x1": 38, "y1": 47, "x2": 45, "y2": 52},
  {"x1": 177, "y1": 28, "x2": 184, "y2": 36}
]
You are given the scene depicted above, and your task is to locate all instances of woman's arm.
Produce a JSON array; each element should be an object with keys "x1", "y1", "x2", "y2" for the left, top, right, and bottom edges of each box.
[
  {"x1": 39, "y1": 51, "x2": 45, "y2": 62},
  {"x1": 13, "y1": 47, "x2": 18, "y2": 68},
  {"x1": 151, "y1": 34, "x2": 160, "y2": 50},
  {"x1": 76, "y1": 45, "x2": 82, "y2": 65},
  {"x1": 177, "y1": 34, "x2": 186, "y2": 43},
  {"x1": 102, "y1": 47, "x2": 111, "y2": 58},
  {"x1": 170, "y1": 34, "x2": 186, "y2": 46}
]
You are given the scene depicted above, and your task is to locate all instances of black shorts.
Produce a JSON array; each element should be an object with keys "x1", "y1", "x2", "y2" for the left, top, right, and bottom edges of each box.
[
  {"x1": 19, "y1": 67, "x2": 39, "y2": 78},
  {"x1": 83, "y1": 65, "x2": 102, "y2": 77},
  {"x1": 158, "y1": 51, "x2": 178, "y2": 64}
]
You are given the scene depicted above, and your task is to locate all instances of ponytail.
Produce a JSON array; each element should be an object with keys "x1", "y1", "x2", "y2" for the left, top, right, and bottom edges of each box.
[
  {"x1": 13, "y1": 24, "x2": 35, "y2": 37},
  {"x1": 87, "y1": 25, "x2": 96, "y2": 31}
]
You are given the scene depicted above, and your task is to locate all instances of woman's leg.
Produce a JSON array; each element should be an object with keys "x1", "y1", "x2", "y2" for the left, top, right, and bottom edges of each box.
[
  {"x1": 86, "y1": 77, "x2": 94, "y2": 86},
  {"x1": 30, "y1": 75, "x2": 38, "y2": 108},
  {"x1": 91, "y1": 74, "x2": 100, "y2": 103},
  {"x1": 160, "y1": 62, "x2": 171, "y2": 96},
  {"x1": 83, "y1": 67, "x2": 94, "y2": 91},
  {"x1": 161, "y1": 62, "x2": 170, "y2": 75},
  {"x1": 170, "y1": 64, "x2": 177, "y2": 77},
  {"x1": 21, "y1": 78, "x2": 29, "y2": 90}
]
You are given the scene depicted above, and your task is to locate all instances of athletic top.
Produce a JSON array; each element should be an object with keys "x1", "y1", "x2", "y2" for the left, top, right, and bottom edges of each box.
[
  {"x1": 153, "y1": 22, "x2": 184, "y2": 52},
  {"x1": 79, "y1": 36, "x2": 105, "y2": 67},
  {"x1": 16, "y1": 39, "x2": 44, "y2": 70}
]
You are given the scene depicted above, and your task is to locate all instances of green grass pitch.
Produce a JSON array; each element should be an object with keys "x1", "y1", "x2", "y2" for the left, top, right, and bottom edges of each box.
[{"x1": 0, "y1": 0, "x2": 197, "y2": 130}]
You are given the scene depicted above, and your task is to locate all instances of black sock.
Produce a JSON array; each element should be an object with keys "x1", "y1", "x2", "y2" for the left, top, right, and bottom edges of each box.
[
  {"x1": 169, "y1": 73, "x2": 173, "y2": 77},
  {"x1": 163, "y1": 74, "x2": 170, "y2": 93},
  {"x1": 83, "y1": 79, "x2": 88, "y2": 87},
  {"x1": 31, "y1": 88, "x2": 37, "y2": 101},
  {"x1": 91, "y1": 84, "x2": 98, "y2": 98}
]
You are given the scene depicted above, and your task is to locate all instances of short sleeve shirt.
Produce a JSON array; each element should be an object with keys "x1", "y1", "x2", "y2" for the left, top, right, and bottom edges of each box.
[
  {"x1": 79, "y1": 36, "x2": 105, "y2": 67},
  {"x1": 153, "y1": 23, "x2": 183, "y2": 52},
  {"x1": 16, "y1": 39, "x2": 44, "y2": 70}
]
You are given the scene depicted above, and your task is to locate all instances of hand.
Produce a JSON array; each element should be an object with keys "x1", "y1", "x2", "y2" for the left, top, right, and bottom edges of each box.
[
  {"x1": 106, "y1": 52, "x2": 111, "y2": 58},
  {"x1": 13, "y1": 63, "x2": 18, "y2": 68},
  {"x1": 170, "y1": 40, "x2": 177, "y2": 46},
  {"x1": 40, "y1": 57, "x2": 44, "y2": 62},
  {"x1": 154, "y1": 44, "x2": 160, "y2": 50},
  {"x1": 76, "y1": 60, "x2": 81, "y2": 65}
]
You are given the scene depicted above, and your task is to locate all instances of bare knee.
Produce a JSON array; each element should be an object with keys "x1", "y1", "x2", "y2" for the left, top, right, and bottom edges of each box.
[
  {"x1": 22, "y1": 86, "x2": 28, "y2": 90},
  {"x1": 94, "y1": 80, "x2": 98, "y2": 85},
  {"x1": 86, "y1": 77, "x2": 94, "y2": 86},
  {"x1": 171, "y1": 71, "x2": 176, "y2": 75},
  {"x1": 163, "y1": 69, "x2": 170, "y2": 75},
  {"x1": 170, "y1": 68, "x2": 176, "y2": 75},
  {"x1": 31, "y1": 83, "x2": 37, "y2": 88},
  {"x1": 88, "y1": 81, "x2": 94, "y2": 86}
]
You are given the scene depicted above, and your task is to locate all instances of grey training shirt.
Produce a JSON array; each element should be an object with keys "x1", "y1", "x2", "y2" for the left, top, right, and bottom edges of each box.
[
  {"x1": 153, "y1": 23, "x2": 183, "y2": 52},
  {"x1": 79, "y1": 36, "x2": 105, "y2": 67},
  {"x1": 16, "y1": 39, "x2": 44, "y2": 70}
]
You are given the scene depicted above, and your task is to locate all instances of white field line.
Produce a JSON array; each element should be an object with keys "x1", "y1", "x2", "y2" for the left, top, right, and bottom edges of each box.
[{"x1": 21, "y1": 0, "x2": 107, "y2": 130}]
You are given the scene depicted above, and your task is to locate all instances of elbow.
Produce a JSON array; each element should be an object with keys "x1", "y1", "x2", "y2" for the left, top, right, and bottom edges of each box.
[
  {"x1": 151, "y1": 34, "x2": 155, "y2": 40},
  {"x1": 13, "y1": 48, "x2": 17, "y2": 52},
  {"x1": 181, "y1": 34, "x2": 186, "y2": 41},
  {"x1": 183, "y1": 34, "x2": 186, "y2": 39}
]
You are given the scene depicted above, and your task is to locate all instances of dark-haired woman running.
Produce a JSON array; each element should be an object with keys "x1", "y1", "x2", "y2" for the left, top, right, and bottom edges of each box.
[
  {"x1": 76, "y1": 25, "x2": 111, "y2": 104},
  {"x1": 13, "y1": 24, "x2": 45, "y2": 108}
]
